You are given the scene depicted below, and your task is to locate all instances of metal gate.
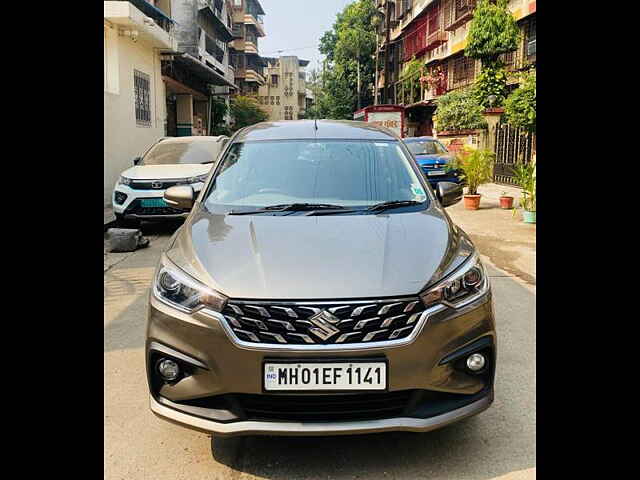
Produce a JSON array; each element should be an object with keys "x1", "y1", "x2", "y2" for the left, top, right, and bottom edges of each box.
[{"x1": 493, "y1": 123, "x2": 535, "y2": 185}]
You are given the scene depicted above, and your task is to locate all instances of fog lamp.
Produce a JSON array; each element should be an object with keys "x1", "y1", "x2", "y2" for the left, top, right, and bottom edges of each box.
[
  {"x1": 114, "y1": 192, "x2": 127, "y2": 205},
  {"x1": 466, "y1": 353, "x2": 486, "y2": 372},
  {"x1": 157, "y1": 359, "x2": 180, "y2": 381}
]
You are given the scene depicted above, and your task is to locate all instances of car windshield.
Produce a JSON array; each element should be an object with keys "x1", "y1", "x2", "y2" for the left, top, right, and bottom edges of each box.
[
  {"x1": 203, "y1": 140, "x2": 429, "y2": 213},
  {"x1": 142, "y1": 141, "x2": 220, "y2": 165},
  {"x1": 406, "y1": 140, "x2": 447, "y2": 156}
]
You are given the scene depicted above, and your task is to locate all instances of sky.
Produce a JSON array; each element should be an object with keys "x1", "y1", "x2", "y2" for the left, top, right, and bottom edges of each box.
[{"x1": 258, "y1": 0, "x2": 355, "y2": 73}]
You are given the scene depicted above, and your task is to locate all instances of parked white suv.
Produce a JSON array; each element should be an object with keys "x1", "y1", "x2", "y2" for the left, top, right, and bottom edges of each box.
[{"x1": 113, "y1": 136, "x2": 228, "y2": 227}]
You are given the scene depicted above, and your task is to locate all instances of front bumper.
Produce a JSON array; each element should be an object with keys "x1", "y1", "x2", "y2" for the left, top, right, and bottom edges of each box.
[
  {"x1": 146, "y1": 291, "x2": 496, "y2": 436},
  {"x1": 112, "y1": 183, "x2": 203, "y2": 219},
  {"x1": 149, "y1": 389, "x2": 493, "y2": 437}
]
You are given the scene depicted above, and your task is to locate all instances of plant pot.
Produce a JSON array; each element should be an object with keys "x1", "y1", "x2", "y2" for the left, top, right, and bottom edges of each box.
[
  {"x1": 522, "y1": 210, "x2": 536, "y2": 224},
  {"x1": 499, "y1": 196, "x2": 514, "y2": 209},
  {"x1": 463, "y1": 194, "x2": 481, "y2": 210}
]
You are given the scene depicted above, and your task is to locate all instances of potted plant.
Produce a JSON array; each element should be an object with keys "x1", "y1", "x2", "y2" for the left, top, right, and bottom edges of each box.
[
  {"x1": 511, "y1": 160, "x2": 536, "y2": 223},
  {"x1": 499, "y1": 191, "x2": 514, "y2": 209},
  {"x1": 454, "y1": 147, "x2": 495, "y2": 210}
]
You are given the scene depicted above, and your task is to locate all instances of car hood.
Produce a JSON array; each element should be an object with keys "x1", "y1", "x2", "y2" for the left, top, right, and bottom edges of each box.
[
  {"x1": 120, "y1": 164, "x2": 211, "y2": 180},
  {"x1": 166, "y1": 205, "x2": 473, "y2": 300},
  {"x1": 415, "y1": 154, "x2": 452, "y2": 166}
]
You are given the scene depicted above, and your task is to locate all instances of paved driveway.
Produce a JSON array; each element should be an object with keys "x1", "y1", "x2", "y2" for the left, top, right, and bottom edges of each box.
[{"x1": 104, "y1": 222, "x2": 535, "y2": 480}]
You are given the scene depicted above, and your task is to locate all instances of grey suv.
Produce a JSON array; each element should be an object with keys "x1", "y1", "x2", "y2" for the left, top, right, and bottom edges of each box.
[{"x1": 146, "y1": 120, "x2": 496, "y2": 437}]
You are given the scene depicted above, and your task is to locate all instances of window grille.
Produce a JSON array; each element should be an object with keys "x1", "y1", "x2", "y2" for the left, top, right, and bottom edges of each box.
[
  {"x1": 134, "y1": 70, "x2": 151, "y2": 126},
  {"x1": 451, "y1": 55, "x2": 475, "y2": 88}
]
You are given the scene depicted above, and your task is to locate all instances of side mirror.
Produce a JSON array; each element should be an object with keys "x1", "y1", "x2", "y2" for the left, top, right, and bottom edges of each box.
[
  {"x1": 437, "y1": 182, "x2": 463, "y2": 208},
  {"x1": 133, "y1": 156, "x2": 142, "y2": 166},
  {"x1": 164, "y1": 186, "x2": 194, "y2": 210}
]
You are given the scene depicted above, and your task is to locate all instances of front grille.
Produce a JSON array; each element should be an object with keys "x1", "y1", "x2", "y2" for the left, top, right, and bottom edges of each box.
[
  {"x1": 236, "y1": 390, "x2": 414, "y2": 422},
  {"x1": 124, "y1": 199, "x2": 187, "y2": 216},
  {"x1": 221, "y1": 298, "x2": 426, "y2": 345},
  {"x1": 128, "y1": 179, "x2": 187, "y2": 190}
]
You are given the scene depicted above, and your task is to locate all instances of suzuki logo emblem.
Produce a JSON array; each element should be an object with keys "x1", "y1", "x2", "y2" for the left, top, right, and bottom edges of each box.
[
  {"x1": 308, "y1": 310, "x2": 341, "y2": 341},
  {"x1": 151, "y1": 181, "x2": 163, "y2": 189}
]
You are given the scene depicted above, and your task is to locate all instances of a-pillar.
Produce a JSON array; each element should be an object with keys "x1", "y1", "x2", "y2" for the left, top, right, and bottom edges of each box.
[{"x1": 176, "y1": 94, "x2": 193, "y2": 136}]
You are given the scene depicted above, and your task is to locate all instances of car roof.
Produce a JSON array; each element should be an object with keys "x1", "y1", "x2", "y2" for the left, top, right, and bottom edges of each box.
[
  {"x1": 159, "y1": 136, "x2": 227, "y2": 144},
  {"x1": 403, "y1": 136, "x2": 438, "y2": 142},
  {"x1": 234, "y1": 120, "x2": 399, "y2": 142}
]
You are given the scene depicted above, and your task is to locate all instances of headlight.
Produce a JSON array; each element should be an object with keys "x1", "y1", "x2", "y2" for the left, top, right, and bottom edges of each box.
[
  {"x1": 119, "y1": 176, "x2": 132, "y2": 186},
  {"x1": 153, "y1": 257, "x2": 227, "y2": 313},
  {"x1": 419, "y1": 253, "x2": 489, "y2": 309},
  {"x1": 189, "y1": 174, "x2": 208, "y2": 184}
]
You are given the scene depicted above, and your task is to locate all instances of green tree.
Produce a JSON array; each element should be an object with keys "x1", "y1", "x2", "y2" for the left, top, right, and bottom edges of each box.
[
  {"x1": 211, "y1": 97, "x2": 232, "y2": 136},
  {"x1": 230, "y1": 95, "x2": 268, "y2": 131},
  {"x1": 466, "y1": 0, "x2": 520, "y2": 65},
  {"x1": 472, "y1": 62, "x2": 509, "y2": 108},
  {"x1": 317, "y1": 0, "x2": 377, "y2": 119},
  {"x1": 503, "y1": 72, "x2": 536, "y2": 133},
  {"x1": 466, "y1": 0, "x2": 520, "y2": 108},
  {"x1": 433, "y1": 88, "x2": 487, "y2": 132}
]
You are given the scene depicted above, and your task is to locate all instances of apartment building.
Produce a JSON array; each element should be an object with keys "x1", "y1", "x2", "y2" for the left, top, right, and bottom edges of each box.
[
  {"x1": 230, "y1": 0, "x2": 267, "y2": 96},
  {"x1": 161, "y1": 0, "x2": 238, "y2": 136},
  {"x1": 104, "y1": 0, "x2": 178, "y2": 207},
  {"x1": 257, "y1": 57, "x2": 310, "y2": 121},
  {"x1": 375, "y1": 0, "x2": 536, "y2": 136}
]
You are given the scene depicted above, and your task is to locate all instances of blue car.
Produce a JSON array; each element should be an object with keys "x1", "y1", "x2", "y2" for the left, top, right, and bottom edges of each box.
[{"x1": 403, "y1": 136, "x2": 465, "y2": 189}]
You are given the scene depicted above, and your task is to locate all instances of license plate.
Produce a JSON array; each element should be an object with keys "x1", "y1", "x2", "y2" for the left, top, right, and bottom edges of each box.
[
  {"x1": 427, "y1": 169, "x2": 446, "y2": 176},
  {"x1": 141, "y1": 198, "x2": 167, "y2": 207},
  {"x1": 264, "y1": 361, "x2": 387, "y2": 391}
]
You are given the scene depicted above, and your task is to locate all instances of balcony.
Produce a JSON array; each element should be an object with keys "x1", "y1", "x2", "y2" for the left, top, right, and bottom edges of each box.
[
  {"x1": 104, "y1": 1, "x2": 177, "y2": 50},
  {"x1": 199, "y1": 0, "x2": 234, "y2": 42},
  {"x1": 244, "y1": 14, "x2": 266, "y2": 37},
  {"x1": 426, "y1": 30, "x2": 448, "y2": 50},
  {"x1": 245, "y1": 68, "x2": 265, "y2": 84},
  {"x1": 205, "y1": 35, "x2": 225, "y2": 63},
  {"x1": 445, "y1": 0, "x2": 477, "y2": 31},
  {"x1": 245, "y1": 40, "x2": 258, "y2": 55}
]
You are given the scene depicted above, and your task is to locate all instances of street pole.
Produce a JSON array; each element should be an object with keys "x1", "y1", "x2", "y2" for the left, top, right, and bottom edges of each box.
[
  {"x1": 382, "y1": 0, "x2": 390, "y2": 105},
  {"x1": 374, "y1": 35, "x2": 379, "y2": 105}
]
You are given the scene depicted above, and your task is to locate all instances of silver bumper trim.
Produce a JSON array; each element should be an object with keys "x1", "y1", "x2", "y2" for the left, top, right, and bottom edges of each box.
[{"x1": 149, "y1": 391, "x2": 493, "y2": 437}]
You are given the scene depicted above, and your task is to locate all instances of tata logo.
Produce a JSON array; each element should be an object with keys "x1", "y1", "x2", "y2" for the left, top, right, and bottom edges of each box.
[
  {"x1": 151, "y1": 181, "x2": 163, "y2": 189},
  {"x1": 308, "y1": 310, "x2": 341, "y2": 341}
]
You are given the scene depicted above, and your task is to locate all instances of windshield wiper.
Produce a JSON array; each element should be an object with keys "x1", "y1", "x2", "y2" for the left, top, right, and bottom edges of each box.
[
  {"x1": 366, "y1": 200, "x2": 424, "y2": 213},
  {"x1": 228, "y1": 203, "x2": 348, "y2": 215}
]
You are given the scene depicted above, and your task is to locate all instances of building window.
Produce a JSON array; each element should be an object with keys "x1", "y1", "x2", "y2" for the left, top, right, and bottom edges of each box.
[
  {"x1": 525, "y1": 18, "x2": 536, "y2": 60},
  {"x1": 270, "y1": 96, "x2": 274, "y2": 105},
  {"x1": 234, "y1": 0, "x2": 242, "y2": 6},
  {"x1": 284, "y1": 106, "x2": 294, "y2": 120},
  {"x1": 276, "y1": 96, "x2": 280, "y2": 105},
  {"x1": 134, "y1": 70, "x2": 151, "y2": 126},
  {"x1": 271, "y1": 74, "x2": 278, "y2": 87},
  {"x1": 451, "y1": 55, "x2": 475, "y2": 89}
]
